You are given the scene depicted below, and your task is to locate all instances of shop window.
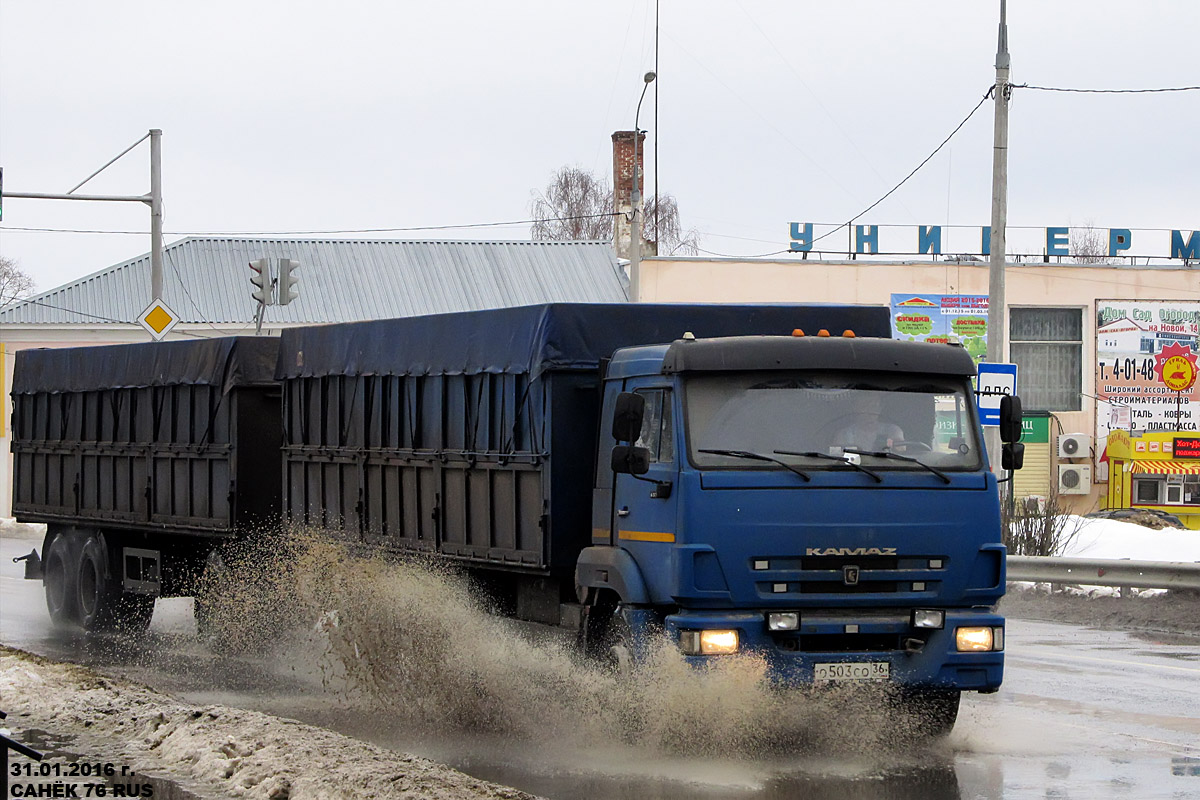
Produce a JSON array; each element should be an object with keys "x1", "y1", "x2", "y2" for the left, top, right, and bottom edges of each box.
[
  {"x1": 1010, "y1": 308, "x2": 1082, "y2": 412},
  {"x1": 1184, "y1": 478, "x2": 1200, "y2": 505},
  {"x1": 1134, "y1": 478, "x2": 1161, "y2": 504}
]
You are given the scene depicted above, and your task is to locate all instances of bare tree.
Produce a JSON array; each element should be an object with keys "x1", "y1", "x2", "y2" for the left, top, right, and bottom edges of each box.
[
  {"x1": 1070, "y1": 223, "x2": 1113, "y2": 264},
  {"x1": 530, "y1": 165, "x2": 699, "y2": 256},
  {"x1": 1002, "y1": 489, "x2": 1085, "y2": 557},
  {"x1": 644, "y1": 194, "x2": 699, "y2": 256},
  {"x1": 0, "y1": 255, "x2": 35, "y2": 308},
  {"x1": 530, "y1": 166, "x2": 614, "y2": 241}
]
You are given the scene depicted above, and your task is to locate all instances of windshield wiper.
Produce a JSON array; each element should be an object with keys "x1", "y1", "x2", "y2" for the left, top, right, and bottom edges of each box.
[
  {"x1": 844, "y1": 448, "x2": 952, "y2": 484},
  {"x1": 773, "y1": 449, "x2": 882, "y2": 483},
  {"x1": 698, "y1": 449, "x2": 811, "y2": 482}
]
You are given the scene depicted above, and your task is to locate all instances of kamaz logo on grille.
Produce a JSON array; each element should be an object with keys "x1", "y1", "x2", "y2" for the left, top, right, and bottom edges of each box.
[{"x1": 805, "y1": 547, "x2": 898, "y2": 556}]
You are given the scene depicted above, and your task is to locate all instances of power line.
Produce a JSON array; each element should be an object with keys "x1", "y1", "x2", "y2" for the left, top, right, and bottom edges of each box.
[
  {"x1": 686, "y1": 88, "x2": 994, "y2": 259},
  {"x1": 800, "y1": 87, "x2": 994, "y2": 251},
  {"x1": 1016, "y1": 83, "x2": 1200, "y2": 94},
  {"x1": 0, "y1": 212, "x2": 621, "y2": 237},
  {"x1": 696, "y1": 245, "x2": 790, "y2": 259},
  {"x1": 7, "y1": 297, "x2": 254, "y2": 335}
]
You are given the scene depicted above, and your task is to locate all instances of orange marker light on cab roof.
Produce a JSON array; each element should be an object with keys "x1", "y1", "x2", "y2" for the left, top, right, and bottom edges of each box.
[
  {"x1": 842, "y1": 330, "x2": 856, "y2": 338},
  {"x1": 817, "y1": 329, "x2": 831, "y2": 337},
  {"x1": 792, "y1": 328, "x2": 805, "y2": 337}
]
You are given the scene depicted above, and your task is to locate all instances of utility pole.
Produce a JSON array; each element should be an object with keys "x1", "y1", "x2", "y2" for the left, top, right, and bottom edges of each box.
[
  {"x1": 150, "y1": 129, "x2": 164, "y2": 301},
  {"x1": 986, "y1": 1, "x2": 1011, "y2": 473},
  {"x1": 0, "y1": 129, "x2": 166, "y2": 302}
]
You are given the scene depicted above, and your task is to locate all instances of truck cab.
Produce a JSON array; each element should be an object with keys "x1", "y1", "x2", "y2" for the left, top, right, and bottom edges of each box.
[{"x1": 577, "y1": 331, "x2": 1016, "y2": 732}]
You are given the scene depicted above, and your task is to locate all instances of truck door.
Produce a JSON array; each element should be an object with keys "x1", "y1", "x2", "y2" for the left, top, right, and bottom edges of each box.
[{"x1": 612, "y1": 384, "x2": 680, "y2": 556}]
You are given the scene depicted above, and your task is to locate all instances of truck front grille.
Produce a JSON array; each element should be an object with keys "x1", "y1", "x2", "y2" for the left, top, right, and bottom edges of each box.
[
  {"x1": 753, "y1": 553, "x2": 947, "y2": 597},
  {"x1": 799, "y1": 555, "x2": 899, "y2": 571},
  {"x1": 773, "y1": 633, "x2": 902, "y2": 653},
  {"x1": 799, "y1": 580, "x2": 899, "y2": 594}
]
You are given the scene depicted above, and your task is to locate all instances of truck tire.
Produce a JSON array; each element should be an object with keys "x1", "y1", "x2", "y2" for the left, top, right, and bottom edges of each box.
[
  {"x1": 194, "y1": 551, "x2": 228, "y2": 643},
  {"x1": 43, "y1": 536, "x2": 79, "y2": 628},
  {"x1": 898, "y1": 688, "x2": 960, "y2": 739},
  {"x1": 76, "y1": 536, "x2": 155, "y2": 633},
  {"x1": 604, "y1": 608, "x2": 635, "y2": 674}
]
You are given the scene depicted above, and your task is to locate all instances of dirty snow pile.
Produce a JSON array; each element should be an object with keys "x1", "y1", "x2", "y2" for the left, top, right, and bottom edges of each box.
[
  {"x1": 0, "y1": 646, "x2": 538, "y2": 800},
  {"x1": 1005, "y1": 516, "x2": 1200, "y2": 620}
]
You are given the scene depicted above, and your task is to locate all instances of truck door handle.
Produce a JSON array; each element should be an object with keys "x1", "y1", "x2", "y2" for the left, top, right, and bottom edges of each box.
[{"x1": 617, "y1": 506, "x2": 630, "y2": 517}]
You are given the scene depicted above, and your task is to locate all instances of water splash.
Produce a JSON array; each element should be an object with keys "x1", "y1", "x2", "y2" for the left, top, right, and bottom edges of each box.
[{"x1": 197, "y1": 529, "x2": 935, "y2": 757}]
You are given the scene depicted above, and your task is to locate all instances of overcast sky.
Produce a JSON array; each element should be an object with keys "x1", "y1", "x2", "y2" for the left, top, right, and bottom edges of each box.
[{"x1": 2, "y1": 1, "x2": 1198, "y2": 295}]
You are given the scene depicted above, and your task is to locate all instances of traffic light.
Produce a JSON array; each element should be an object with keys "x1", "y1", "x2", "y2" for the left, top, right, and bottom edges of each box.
[
  {"x1": 278, "y1": 259, "x2": 300, "y2": 305},
  {"x1": 249, "y1": 259, "x2": 273, "y2": 305}
]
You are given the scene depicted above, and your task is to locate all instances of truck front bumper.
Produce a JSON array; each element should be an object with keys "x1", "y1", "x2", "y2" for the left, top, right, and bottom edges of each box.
[{"x1": 663, "y1": 608, "x2": 1004, "y2": 692}]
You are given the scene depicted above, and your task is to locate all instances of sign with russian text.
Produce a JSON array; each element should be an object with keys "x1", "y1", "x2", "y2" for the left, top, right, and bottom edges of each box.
[
  {"x1": 890, "y1": 294, "x2": 988, "y2": 364},
  {"x1": 977, "y1": 362, "x2": 1017, "y2": 427},
  {"x1": 1096, "y1": 300, "x2": 1200, "y2": 446},
  {"x1": 790, "y1": 223, "x2": 1200, "y2": 260},
  {"x1": 1174, "y1": 436, "x2": 1200, "y2": 459},
  {"x1": 1156, "y1": 342, "x2": 1198, "y2": 392}
]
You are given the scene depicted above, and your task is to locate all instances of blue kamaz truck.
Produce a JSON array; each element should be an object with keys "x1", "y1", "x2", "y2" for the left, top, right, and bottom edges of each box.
[{"x1": 12, "y1": 303, "x2": 1020, "y2": 736}]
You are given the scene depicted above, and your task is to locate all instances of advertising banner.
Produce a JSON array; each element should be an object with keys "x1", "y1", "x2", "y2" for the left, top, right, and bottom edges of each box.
[
  {"x1": 1095, "y1": 300, "x2": 1200, "y2": 448},
  {"x1": 890, "y1": 294, "x2": 988, "y2": 363}
]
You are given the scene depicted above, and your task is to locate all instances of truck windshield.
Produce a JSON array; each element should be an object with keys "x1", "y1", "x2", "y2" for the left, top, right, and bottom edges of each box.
[{"x1": 684, "y1": 370, "x2": 981, "y2": 472}]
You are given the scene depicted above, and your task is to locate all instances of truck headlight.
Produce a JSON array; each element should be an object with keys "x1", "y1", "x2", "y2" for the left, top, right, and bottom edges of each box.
[
  {"x1": 767, "y1": 612, "x2": 800, "y2": 631},
  {"x1": 911, "y1": 609, "x2": 945, "y2": 629},
  {"x1": 679, "y1": 629, "x2": 740, "y2": 655},
  {"x1": 956, "y1": 626, "x2": 1003, "y2": 651}
]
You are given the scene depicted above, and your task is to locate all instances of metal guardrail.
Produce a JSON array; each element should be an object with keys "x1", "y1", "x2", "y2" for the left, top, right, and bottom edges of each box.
[{"x1": 1007, "y1": 555, "x2": 1200, "y2": 591}]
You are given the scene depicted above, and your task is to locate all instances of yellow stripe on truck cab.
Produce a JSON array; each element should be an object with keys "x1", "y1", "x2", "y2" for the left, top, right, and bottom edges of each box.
[{"x1": 618, "y1": 530, "x2": 676, "y2": 543}]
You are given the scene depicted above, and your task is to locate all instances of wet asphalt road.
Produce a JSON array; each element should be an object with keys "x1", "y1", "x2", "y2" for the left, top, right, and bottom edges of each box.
[{"x1": 3, "y1": 529, "x2": 1199, "y2": 800}]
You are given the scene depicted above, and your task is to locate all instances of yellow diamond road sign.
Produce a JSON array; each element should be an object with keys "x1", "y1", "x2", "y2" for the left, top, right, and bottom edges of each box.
[{"x1": 137, "y1": 299, "x2": 180, "y2": 340}]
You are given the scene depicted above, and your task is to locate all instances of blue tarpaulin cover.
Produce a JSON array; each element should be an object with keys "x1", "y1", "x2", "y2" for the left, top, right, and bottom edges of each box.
[
  {"x1": 13, "y1": 337, "x2": 280, "y2": 394},
  {"x1": 277, "y1": 303, "x2": 891, "y2": 380}
]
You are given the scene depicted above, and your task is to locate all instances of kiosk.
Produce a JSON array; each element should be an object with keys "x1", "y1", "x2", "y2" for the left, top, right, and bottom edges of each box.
[{"x1": 1104, "y1": 430, "x2": 1200, "y2": 529}]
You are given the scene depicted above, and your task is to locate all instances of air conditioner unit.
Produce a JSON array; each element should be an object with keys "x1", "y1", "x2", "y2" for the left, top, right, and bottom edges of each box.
[
  {"x1": 1058, "y1": 433, "x2": 1092, "y2": 459},
  {"x1": 1058, "y1": 464, "x2": 1092, "y2": 495}
]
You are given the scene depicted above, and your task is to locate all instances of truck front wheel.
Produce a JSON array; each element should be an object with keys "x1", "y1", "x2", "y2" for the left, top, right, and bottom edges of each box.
[
  {"x1": 605, "y1": 611, "x2": 635, "y2": 674},
  {"x1": 897, "y1": 688, "x2": 960, "y2": 739}
]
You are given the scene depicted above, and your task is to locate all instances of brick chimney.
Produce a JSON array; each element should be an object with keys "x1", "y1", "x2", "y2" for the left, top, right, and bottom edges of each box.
[{"x1": 612, "y1": 130, "x2": 646, "y2": 262}]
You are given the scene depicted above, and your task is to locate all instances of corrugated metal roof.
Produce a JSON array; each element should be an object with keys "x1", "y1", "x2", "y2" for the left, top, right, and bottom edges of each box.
[{"x1": 0, "y1": 237, "x2": 628, "y2": 325}]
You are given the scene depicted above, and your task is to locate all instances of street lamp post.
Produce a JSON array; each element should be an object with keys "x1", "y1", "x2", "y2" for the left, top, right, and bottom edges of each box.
[{"x1": 629, "y1": 71, "x2": 656, "y2": 303}]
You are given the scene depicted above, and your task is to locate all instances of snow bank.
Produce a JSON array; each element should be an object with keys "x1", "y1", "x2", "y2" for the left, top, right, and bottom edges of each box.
[
  {"x1": 0, "y1": 646, "x2": 538, "y2": 800},
  {"x1": 1061, "y1": 516, "x2": 1200, "y2": 562}
]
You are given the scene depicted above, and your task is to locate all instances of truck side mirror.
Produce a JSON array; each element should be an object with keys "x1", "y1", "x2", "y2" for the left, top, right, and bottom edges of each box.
[
  {"x1": 1002, "y1": 441, "x2": 1025, "y2": 471},
  {"x1": 999, "y1": 395, "x2": 1023, "y2": 444},
  {"x1": 611, "y1": 444, "x2": 651, "y2": 475},
  {"x1": 612, "y1": 392, "x2": 646, "y2": 442}
]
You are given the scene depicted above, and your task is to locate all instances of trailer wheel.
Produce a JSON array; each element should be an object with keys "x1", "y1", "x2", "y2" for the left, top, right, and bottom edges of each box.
[
  {"x1": 43, "y1": 537, "x2": 79, "y2": 628},
  {"x1": 194, "y1": 551, "x2": 228, "y2": 642},
  {"x1": 76, "y1": 536, "x2": 155, "y2": 633}
]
